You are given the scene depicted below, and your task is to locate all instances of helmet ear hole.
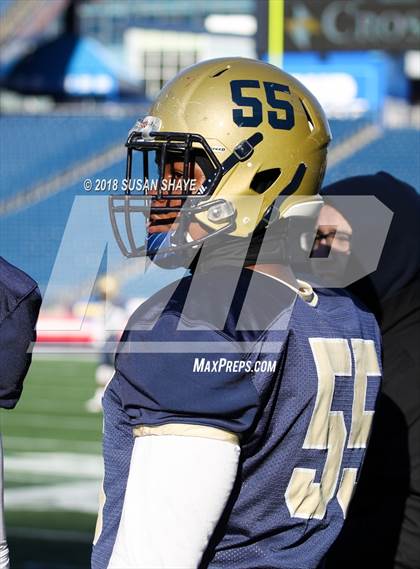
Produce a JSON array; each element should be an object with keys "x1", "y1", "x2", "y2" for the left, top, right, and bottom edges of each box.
[{"x1": 250, "y1": 168, "x2": 281, "y2": 195}]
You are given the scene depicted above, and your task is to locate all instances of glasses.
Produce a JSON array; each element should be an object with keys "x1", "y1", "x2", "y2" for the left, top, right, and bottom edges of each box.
[
  {"x1": 300, "y1": 228, "x2": 352, "y2": 256},
  {"x1": 312, "y1": 229, "x2": 352, "y2": 253}
]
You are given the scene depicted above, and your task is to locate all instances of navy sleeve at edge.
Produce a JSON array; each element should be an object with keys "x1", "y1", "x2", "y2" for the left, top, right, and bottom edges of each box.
[{"x1": 0, "y1": 287, "x2": 42, "y2": 409}]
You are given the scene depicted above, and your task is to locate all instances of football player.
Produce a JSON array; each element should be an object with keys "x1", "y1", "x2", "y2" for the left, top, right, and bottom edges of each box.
[
  {"x1": 92, "y1": 58, "x2": 382, "y2": 569},
  {"x1": 0, "y1": 256, "x2": 42, "y2": 569}
]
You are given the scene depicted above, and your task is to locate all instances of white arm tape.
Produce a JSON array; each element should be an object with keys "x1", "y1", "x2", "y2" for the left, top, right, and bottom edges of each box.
[
  {"x1": 108, "y1": 426, "x2": 240, "y2": 569},
  {"x1": 0, "y1": 436, "x2": 9, "y2": 569},
  {"x1": 0, "y1": 543, "x2": 9, "y2": 569}
]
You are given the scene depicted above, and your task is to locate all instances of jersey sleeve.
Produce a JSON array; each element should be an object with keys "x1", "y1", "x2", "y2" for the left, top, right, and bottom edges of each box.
[
  {"x1": 114, "y1": 312, "x2": 262, "y2": 435},
  {"x1": 0, "y1": 287, "x2": 42, "y2": 409}
]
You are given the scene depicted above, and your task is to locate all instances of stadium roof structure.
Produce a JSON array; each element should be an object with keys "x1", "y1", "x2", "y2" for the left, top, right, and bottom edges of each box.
[
  {"x1": 0, "y1": 0, "x2": 70, "y2": 75},
  {"x1": 1, "y1": 33, "x2": 139, "y2": 99}
]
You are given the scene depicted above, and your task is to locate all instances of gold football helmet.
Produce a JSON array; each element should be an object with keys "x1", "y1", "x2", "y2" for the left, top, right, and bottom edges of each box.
[{"x1": 110, "y1": 57, "x2": 331, "y2": 258}]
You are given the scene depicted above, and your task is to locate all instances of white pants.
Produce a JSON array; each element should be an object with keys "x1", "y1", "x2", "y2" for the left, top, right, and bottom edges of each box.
[{"x1": 0, "y1": 436, "x2": 9, "y2": 569}]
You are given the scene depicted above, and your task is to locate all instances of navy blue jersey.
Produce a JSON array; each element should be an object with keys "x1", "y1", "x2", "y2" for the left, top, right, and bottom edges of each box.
[
  {"x1": 101, "y1": 267, "x2": 381, "y2": 569},
  {"x1": 0, "y1": 257, "x2": 41, "y2": 409}
]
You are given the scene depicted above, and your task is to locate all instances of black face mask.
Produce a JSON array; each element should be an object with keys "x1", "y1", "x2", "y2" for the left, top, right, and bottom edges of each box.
[
  {"x1": 310, "y1": 246, "x2": 351, "y2": 288},
  {"x1": 189, "y1": 221, "x2": 289, "y2": 275}
]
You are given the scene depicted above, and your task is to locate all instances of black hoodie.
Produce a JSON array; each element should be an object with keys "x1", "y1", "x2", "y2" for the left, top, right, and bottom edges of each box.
[{"x1": 322, "y1": 172, "x2": 420, "y2": 569}]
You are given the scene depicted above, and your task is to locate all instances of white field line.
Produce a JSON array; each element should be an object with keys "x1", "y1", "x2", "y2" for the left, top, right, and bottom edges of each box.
[
  {"x1": 2, "y1": 436, "x2": 101, "y2": 453},
  {"x1": 2, "y1": 414, "x2": 101, "y2": 431},
  {"x1": 4, "y1": 452, "x2": 102, "y2": 478},
  {"x1": 5, "y1": 453, "x2": 103, "y2": 518},
  {"x1": 6, "y1": 480, "x2": 100, "y2": 514}
]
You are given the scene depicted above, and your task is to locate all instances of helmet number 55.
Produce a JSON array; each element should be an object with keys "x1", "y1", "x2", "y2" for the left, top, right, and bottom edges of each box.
[{"x1": 230, "y1": 80, "x2": 295, "y2": 130}]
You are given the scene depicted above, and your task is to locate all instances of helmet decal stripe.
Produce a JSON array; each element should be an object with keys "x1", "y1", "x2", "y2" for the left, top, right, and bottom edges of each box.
[{"x1": 282, "y1": 164, "x2": 307, "y2": 196}]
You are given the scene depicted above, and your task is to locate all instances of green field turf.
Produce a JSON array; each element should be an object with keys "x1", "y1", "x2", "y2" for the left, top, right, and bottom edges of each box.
[{"x1": 1, "y1": 356, "x2": 104, "y2": 569}]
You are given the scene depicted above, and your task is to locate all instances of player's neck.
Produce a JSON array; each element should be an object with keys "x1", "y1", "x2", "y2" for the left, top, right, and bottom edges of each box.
[{"x1": 247, "y1": 263, "x2": 300, "y2": 289}]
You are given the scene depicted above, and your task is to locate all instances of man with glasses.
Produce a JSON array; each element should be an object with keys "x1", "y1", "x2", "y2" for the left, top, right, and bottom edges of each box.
[{"x1": 315, "y1": 172, "x2": 420, "y2": 569}]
